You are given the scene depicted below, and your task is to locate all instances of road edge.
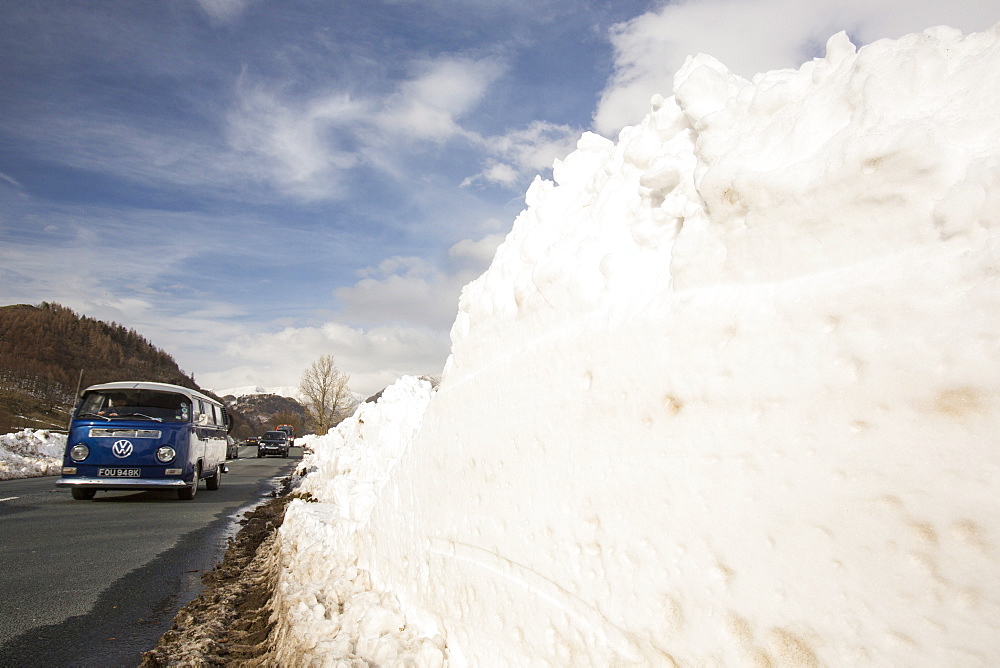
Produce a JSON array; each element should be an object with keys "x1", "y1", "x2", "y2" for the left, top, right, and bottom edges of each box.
[{"x1": 139, "y1": 478, "x2": 299, "y2": 666}]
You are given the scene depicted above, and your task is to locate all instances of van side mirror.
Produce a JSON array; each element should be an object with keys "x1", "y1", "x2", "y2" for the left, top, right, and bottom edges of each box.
[{"x1": 221, "y1": 406, "x2": 234, "y2": 434}]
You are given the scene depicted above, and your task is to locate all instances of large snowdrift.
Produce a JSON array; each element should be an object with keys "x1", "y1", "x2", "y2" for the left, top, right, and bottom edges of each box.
[
  {"x1": 0, "y1": 429, "x2": 66, "y2": 480},
  {"x1": 271, "y1": 24, "x2": 1000, "y2": 665}
]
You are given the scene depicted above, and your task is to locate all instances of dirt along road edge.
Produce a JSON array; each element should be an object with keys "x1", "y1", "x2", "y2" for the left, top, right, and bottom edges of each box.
[{"x1": 140, "y1": 476, "x2": 299, "y2": 666}]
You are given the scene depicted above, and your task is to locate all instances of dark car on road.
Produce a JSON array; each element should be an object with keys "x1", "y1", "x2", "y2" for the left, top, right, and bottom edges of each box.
[{"x1": 257, "y1": 431, "x2": 289, "y2": 458}]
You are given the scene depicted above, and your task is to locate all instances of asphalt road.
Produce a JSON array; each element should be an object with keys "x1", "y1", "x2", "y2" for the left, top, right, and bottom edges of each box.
[{"x1": 0, "y1": 446, "x2": 300, "y2": 668}]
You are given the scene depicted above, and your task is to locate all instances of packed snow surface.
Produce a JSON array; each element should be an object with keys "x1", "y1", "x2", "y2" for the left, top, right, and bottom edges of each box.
[
  {"x1": 0, "y1": 429, "x2": 66, "y2": 480},
  {"x1": 271, "y1": 24, "x2": 1000, "y2": 665}
]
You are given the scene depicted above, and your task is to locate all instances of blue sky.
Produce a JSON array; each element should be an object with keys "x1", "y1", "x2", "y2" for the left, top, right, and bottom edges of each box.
[{"x1": 1, "y1": 0, "x2": 996, "y2": 397}]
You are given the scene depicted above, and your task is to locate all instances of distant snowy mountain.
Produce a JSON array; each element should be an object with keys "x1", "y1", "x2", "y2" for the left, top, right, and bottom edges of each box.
[
  {"x1": 227, "y1": 392, "x2": 307, "y2": 434},
  {"x1": 213, "y1": 385, "x2": 302, "y2": 401}
]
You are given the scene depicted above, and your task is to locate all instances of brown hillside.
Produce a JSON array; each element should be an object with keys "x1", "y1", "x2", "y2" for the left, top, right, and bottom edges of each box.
[
  {"x1": 0, "y1": 302, "x2": 201, "y2": 433},
  {"x1": 225, "y1": 393, "x2": 306, "y2": 440}
]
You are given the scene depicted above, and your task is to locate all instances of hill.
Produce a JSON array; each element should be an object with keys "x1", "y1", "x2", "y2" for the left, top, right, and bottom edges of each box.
[
  {"x1": 223, "y1": 393, "x2": 307, "y2": 440},
  {"x1": 0, "y1": 302, "x2": 200, "y2": 434}
]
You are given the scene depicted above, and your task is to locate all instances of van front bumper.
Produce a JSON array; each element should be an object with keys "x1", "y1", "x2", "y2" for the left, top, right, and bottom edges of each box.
[{"x1": 56, "y1": 477, "x2": 189, "y2": 490}]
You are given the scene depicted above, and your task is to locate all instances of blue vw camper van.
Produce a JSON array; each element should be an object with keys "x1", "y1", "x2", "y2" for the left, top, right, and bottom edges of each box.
[{"x1": 56, "y1": 381, "x2": 230, "y2": 501}]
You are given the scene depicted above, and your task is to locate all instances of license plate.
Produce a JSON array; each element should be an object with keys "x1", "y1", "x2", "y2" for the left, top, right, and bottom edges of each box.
[{"x1": 98, "y1": 468, "x2": 141, "y2": 477}]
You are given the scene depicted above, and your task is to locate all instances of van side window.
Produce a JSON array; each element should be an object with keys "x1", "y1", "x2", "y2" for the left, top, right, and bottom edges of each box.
[{"x1": 211, "y1": 404, "x2": 222, "y2": 427}]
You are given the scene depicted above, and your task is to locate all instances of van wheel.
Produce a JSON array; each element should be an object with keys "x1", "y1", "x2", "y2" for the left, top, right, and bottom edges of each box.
[
  {"x1": 179, "y1": 465, "x2": 199, "y2": 500},
  {"x1": 71, "y1": 488, "x2": 96, "y2": 500},
  {"x1": 206, "y1": 464, "x2": 222, "y2": 491}
]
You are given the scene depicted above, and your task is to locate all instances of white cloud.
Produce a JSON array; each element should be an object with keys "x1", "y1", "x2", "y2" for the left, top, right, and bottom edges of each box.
[
  {"x1": 6, "y1": 40, "x2": 557, "y2": 205},
  {"x1": 463, "y1": 121, "x2": 582, "y2": 188},
  {"x1": 4, "y1": 111, "x2": 253, "y2": 199},
  {"x1": 207, "y1": 321, "x2": 450, "y2": 398},
  {"x1": 594, "y1": 0, "x2": 1000, "y2": 135},
  {"x1": 0, "y1": 171, "x2": 24, "y2": 190},
  {"x1": 449, "y1": 232, "x2": 507, "y2": 267},
  {"x1": 0, "y1": 203, "x2": 271, "y2": 383},
  {"x1": 228, "y1": 81, "x2": 368, "y2": 199},
  {"x1": 6, "y1": 75, "x2": 364, "y2": 204},
  {"x1": 473, "y1": 162, "x2": 520, "y2": 187},
  {"x1": 0, "y1": 211, "x2": 196, "y2": 305},
  {"x1": 335, "y1": 254, "x2": 479, "y2": 331},
  {"x1": 195, "y1": 0, "x2": 253, "y2": 23},
  {"x1": 223, "y1": 54, "x2": 508, "y2": 199},
  {"x1": 376, "y1": 56, "x2": 506, "y2": 142},
  {"x1": 199, "y1": 232, "x2": 507, "y2": 396}
]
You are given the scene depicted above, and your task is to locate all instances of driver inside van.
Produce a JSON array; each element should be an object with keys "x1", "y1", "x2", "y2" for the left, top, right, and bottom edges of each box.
[
  {"x1": 97, "y1": 394, "x2": 125, "y2": 415},
  {"x1": 99, "y1": 393, "x2": 131, "y2": 416}
]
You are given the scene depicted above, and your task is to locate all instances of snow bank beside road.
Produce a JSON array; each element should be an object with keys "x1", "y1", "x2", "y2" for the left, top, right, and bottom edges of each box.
[
  {"x1": 272, "y1": 23, "x2": 1000, "y2": 665},
  {"x1": 0, "y1": 429, "x2": 65, "y2": 480},
  {"x1": 268, "y1": 377, "x2": 446, "y2": 665}
]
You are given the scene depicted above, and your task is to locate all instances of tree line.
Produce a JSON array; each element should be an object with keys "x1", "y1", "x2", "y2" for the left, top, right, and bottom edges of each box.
[{"x1": 0, "y1": 302, "x2": 199, "y2": 431}]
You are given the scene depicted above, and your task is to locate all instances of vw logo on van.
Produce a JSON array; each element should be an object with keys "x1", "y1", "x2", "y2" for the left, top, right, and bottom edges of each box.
[{"x1": 112, "y1": 440, "x2": 134, "y2": 458}]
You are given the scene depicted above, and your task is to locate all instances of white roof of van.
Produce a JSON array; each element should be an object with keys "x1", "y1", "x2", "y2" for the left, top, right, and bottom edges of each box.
[{"x1": 82, "y1": 381, "x2": 217, "y2": 403}]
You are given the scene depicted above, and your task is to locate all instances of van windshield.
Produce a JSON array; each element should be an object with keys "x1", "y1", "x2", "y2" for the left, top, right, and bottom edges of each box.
[{"x1": 76, "y1": 389, "x2": 191, "y2": 422}]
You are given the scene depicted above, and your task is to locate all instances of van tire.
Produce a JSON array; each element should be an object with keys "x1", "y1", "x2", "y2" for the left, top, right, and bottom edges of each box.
[
  {"x1": 179, "y1": 465, "x2": 200, "y2": 500},
  {"x1": 206, "y1": 464, "x2": 222, "y2": 490},
  {"x1": 71, "y1": 488, "x2": 96, "y2": 500}
]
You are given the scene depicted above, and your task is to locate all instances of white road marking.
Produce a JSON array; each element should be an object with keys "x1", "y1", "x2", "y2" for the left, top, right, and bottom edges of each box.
[{"x1": 0, "y1": 497, "x2": 19, "y2": 502}]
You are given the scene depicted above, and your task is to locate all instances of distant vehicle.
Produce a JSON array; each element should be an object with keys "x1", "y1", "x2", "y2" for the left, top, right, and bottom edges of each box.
[
  {"x1": 226, "y1": 435, "x2": 239, "y2": 459},
  {"x1": 56, "y1": 381, "x2": 230, "y2": 501},
  {"x1": 258, "y1": 431, "x2": 289, "y2": 458},
  {"x1": 245, "y1": 436, "x2": 259, "y2": 447},
  {"x1": 276, "y1": 424, "x2": 295, "y2": 445}
]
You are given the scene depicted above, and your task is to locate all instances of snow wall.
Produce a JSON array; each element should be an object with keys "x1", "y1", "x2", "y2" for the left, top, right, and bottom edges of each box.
[{"x1": 271, "y1": 24, "x2": 1000, "y2": 665}]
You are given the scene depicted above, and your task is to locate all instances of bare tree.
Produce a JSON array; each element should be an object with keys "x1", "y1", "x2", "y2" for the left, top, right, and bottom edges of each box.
[{"x1": 298, "y1": 355, "x2": 356, "y2": 434}]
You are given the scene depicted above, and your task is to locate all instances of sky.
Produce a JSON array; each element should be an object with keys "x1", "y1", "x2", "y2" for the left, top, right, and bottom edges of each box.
[{"x1": 1, "y1": 0, "x2": 997, "y2": 398}]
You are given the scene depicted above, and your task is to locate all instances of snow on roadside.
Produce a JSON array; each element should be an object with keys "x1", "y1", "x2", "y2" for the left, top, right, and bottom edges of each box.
[
  {"x1": 268, "y1": 22, "x2": 1000, "y2": 666},
  {"x1": 0, "y1": 429, "x2": 66, "y2": 480},
  {"x1": 266, "y1": 376, "x2": 447, "y2": 666}
]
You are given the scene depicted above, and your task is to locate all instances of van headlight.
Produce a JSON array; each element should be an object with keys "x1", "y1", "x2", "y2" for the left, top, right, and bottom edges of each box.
[
  {"x1": 156, "y1": 446, "x2": 176, "y2": 463},
  {"x1": 70, "y1": 444, "x2": 90, "y2": 461}
]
